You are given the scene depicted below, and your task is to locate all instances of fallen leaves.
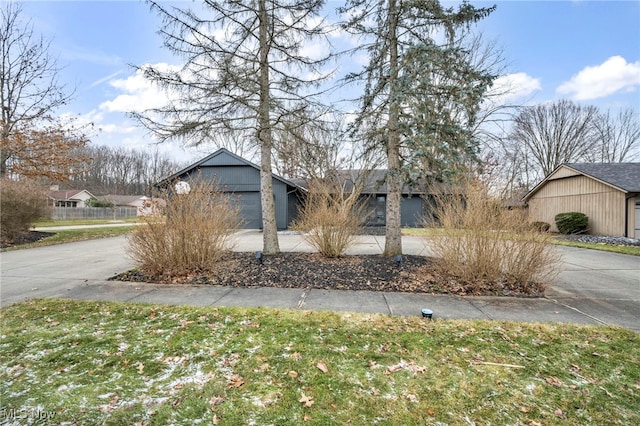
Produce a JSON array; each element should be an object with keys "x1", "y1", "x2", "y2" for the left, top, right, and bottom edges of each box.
[
  {"x1": 226, "y1": 373, "x2": 245, "y2": 388},
  {"x1": 385, "y1": 360, "x2": 427, "y2": 375},
  {"x1": 299, "y1": 393, "x2": 314, "y2": 407},
  {"x1": 554, "y1": 408, "x2": 566, "y2": 419},
  {"x1": 210, "y1": 395, "x2": 224, "y2": 409},
  {"x1": 545, "y1": 376, "x2": 564, "y2": 387},
  {"x1": 316, "y1": 362, "x2": 328, "y2": 373}
]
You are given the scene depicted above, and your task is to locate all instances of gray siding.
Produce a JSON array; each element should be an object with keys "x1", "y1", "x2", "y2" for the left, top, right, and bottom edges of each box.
[
  {"x1": 182, "y1": 165, "x2": 295, "y2": 230},
  {"x1": 401, "y1": 196, "x2": 424, "y2": 227}
]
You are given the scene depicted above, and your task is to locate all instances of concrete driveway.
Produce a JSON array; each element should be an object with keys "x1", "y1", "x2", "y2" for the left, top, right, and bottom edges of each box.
[{"x1": 1, "y1": 232, "x2": 638, "y2": 331}]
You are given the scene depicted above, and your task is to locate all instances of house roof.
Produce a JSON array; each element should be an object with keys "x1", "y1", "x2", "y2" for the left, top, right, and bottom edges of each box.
[
  {"x1": 49, "y1": 189, "x2": 95, "y2": 201},
  {"x1": 156, "y1": 147, "x2": 305, "y2": 190},
  {"x1": 565, "y1": 163, "x2": 640, "y2": 192},
  {"x1": 101, "y1": 194, "x2": 167, "y2": 206},
  {"x1": 523, "y1": 162, "x2": 640, "y2": 202},
  {"x1": 333, "y1": 169, "x2": 448, "y2": 195}
]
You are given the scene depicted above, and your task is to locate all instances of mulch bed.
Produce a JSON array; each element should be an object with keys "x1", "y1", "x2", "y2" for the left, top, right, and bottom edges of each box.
[
  {"x1": 112, "y1": 252, "x2": 546, "y2": 298},
  {"x1": 0, "y1": 231, "x2": 54, "y2": 249}
]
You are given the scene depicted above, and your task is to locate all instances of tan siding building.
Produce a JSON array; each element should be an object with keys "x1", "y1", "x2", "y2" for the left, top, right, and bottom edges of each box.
[{"x1": 523, "y1": 163, "x2": 640, "y2": 238}]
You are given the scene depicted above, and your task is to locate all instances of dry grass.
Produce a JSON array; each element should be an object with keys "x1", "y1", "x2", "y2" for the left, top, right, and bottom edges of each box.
[
  {"x1": 126, "y1": 179, "x2": 242, "y2": 277},
  {"x1": 426, "y1": 180, "x2": 560, "y2": 292},
  {"x1": 0, "y1": 177, "x2": 50, "y2": 242},
  {"x1": 293, "y1": 179, "x2": 366, "y2": 257}
]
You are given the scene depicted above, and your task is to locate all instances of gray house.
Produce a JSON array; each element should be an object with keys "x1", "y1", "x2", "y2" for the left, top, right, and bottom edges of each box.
[
  {"x1": 158, "y1": 149, "x2": 433, "y2": 229},
  {"x1": 333, "y1": 169, "x2": 429, "y2": 227},
  {"x1": 156, "y1": 148, "x2": 304, "y2": 229}
]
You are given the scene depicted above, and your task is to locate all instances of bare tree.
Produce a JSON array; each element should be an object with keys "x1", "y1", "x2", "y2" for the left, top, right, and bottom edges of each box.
[
  {"x1": 588, "y1": 107, "x2": 640, "y2": 163},
  {"x1": 509, "y1": 99, "x2": 599, "y2": 178},
  {"x1": 71, "y1": 145, "x2": 184, "y2": 195},
  {"x1": 273, "y1": 111, "x2": 350, "y2": 180},
  {"x1": 133, "y1": 0, "x2": 332, "y2": 254},
  {"x1": 0, "y1": 2, "x2": 87, "y2": 179}
]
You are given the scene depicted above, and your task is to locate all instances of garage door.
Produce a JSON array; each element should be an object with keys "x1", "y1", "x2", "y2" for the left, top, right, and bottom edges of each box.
[{"x1": 230, "y1": 191, "x2": 262, "y2": 229}]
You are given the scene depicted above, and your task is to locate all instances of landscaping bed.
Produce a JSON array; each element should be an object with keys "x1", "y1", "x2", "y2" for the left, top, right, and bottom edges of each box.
[
  {"x1": 112, "y1": 251, "x2": 547, "y2": 297},
  {"x1": 0, "y1": 231, "x2": 53, "y2": 249}
]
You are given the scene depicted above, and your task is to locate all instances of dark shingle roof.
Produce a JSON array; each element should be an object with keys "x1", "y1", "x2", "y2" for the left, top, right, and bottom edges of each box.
[{"x1": 565, "y1": 163, "x2": 640, "y2": 192}]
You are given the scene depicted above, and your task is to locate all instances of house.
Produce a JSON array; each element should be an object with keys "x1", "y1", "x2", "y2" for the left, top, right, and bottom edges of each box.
[
  {"x1": 157, "y1": 149, "x2": 438, "y2": 229},
  {"x1": 48, "y1": 186, "x2": 96, "y2": 207},
  {"x1": 522, "y1": 163, "x2": 640, "y2": 238},
  {"x1": 156, "y1": 148, "x2": 304, "y2": 229},
  {"x1": 101, "y1": 194, "x2": 166, "y2": 216},
  {"x1": 332, "y1": 169, "x2": 431, "y2": 227}
]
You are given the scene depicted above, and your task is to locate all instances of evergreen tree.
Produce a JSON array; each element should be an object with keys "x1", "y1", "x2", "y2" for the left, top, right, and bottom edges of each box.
[{"x1": 340, "y1": 0, "x2": 495, "y2": 255}]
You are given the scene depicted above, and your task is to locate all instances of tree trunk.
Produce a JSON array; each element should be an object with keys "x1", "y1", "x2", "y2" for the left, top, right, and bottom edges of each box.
[
  {"x1": 258, "y1": 0, "x2": 280, "y2": 254},
  {"x1": 384, "y1": 0, "x2": 402, "y2": 256}
]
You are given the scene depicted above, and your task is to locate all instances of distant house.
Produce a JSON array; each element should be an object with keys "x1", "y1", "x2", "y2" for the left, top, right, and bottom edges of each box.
[
  {"x1": 156, "y1": 148, "x2": 305, "y2": 229},
  {"x1": 48, "y1": 186, "x2": 96, "y2": 207},
  {"x1": 101, "y1": 194, "x2": 166, "y2": 216},
  {"x1": 523, "y1": 163, "x2": 640, "y2": 238},
  {"x1": 157, "y1": 148, "x2": 442, "y2": 229}
]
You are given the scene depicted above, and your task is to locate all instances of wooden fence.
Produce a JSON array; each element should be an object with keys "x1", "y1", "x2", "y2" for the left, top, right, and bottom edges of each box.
[{"x1": 51, "y1": 207, "x2": 138, "y2": 220}]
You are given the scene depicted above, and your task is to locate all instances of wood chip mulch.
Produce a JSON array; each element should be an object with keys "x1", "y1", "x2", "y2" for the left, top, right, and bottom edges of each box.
[
  {"x1": 1, "y1": 231, "x2": 54, "y2": 249},
  {"x1": 112, "y1": 252, "x2": 546, "y2": 298}
]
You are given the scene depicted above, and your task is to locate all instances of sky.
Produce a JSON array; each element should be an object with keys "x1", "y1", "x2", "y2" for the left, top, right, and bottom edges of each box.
[{"x1": 13, "y1": 0, "x2": 640, "y2": 164}]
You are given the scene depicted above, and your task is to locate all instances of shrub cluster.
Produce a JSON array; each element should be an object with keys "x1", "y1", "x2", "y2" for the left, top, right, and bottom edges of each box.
[
  {"x1": 531, "y1": 221, "x2": 550, "y2": 232},
  {"x1": 555, "y1": 212, "x2": 588, "y2": 234},
  {"x1": 126, "y1": 179, "x2": 242, "y2": 277},
  {"x1": 293, "y1": 179, "x2": 365, "y2": 257},
  {"x1": 425, "y1": 180, "x2": 559, "y2": 293},
  {"x1": 0, "y1": 178, "x2": 50, "y2": 242}
]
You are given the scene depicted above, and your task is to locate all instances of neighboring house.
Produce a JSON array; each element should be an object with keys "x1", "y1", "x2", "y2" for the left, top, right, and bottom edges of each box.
[
  {"x1": 48, "y1": 186, "x2": 96, "y2": 207},
  {"x1": 522, "y1": 163, "x2": 640, "y2": 238},
  {"x1": 157, "y1": 148, "x2": 440, "y2": 229},
  {"x1": 101, "y1": 194, "x2": 166, "y2": 216},
  {"x1": 156, "y1": 148, "x2": 305, "y2": 229}
]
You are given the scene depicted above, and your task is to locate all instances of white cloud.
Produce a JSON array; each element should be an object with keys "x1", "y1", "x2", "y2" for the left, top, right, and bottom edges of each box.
[
  {"x1": 485, "y1": 72, "x2": 541, "y2": 105},
  {"x1": 99, "y1": 63, "x2": 181, "y2": 113},
  {"x1": 556, "y1": 56, "x2": 640, "y2": 100}
]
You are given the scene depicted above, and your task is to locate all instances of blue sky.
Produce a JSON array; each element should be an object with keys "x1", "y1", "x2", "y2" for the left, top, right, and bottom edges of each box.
[{"x1": 15, "y1": 0, "x2": 640, "y2": 163}]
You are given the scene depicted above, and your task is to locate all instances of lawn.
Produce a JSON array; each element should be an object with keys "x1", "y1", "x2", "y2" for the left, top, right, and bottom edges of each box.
[
  {"x1": 1, "y1": 299, "x2": 638, "y2": 425},
  {"x1": 33, "y1": 218, "x2": 140, "y2": 227}
]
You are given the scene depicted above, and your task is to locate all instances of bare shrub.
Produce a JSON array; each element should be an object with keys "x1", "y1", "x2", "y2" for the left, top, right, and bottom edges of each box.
[
  {"x1": 293, "y1": 178, "x2": 365, "y2": 257},
  {"x1": 425, "y1": 180, "x2": 560, "y2": 294},
  {"x1": 126, "y1": 179, "x2": 242, "y2": 278},
  {"x1": 0, "y1": 178, "x2": 50, "y2": 242}
]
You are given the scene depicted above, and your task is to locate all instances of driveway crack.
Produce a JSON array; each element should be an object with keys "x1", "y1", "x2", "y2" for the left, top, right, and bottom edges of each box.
[
  {"x1": 297, "y1": 287, "x2": 311, "y2": 309},
  {"x1": 545, "y1": 297, "x2": 611, "y2": 326}
]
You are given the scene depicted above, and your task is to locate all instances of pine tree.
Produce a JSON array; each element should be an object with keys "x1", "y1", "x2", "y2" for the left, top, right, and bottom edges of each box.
[{"x1": 340, "y1": 0, "x2": 495, "y2": 255}]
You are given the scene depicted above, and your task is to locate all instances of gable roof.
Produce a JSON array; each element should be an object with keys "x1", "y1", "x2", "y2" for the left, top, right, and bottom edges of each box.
[
  {"x1": 523, "y1": 162, "x2": 640, "y2": 202},
  {"x1": 565, "y1": 163, "x2": 640, "y2": 192},
  {"x1": 156, "y1": 147, "x2": 304, "y2": 190},
  {"x1": 334, "y1": 169, "x2": 426, "y2": 195},
  {"x1": 49, "y1": 189, "x2": 95, "y2": 201}
]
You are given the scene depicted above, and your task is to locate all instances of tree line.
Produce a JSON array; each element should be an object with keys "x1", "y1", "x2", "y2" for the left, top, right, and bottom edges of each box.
[{"x1": 68, "y1": 145, "x2": 185, "y2": 196}]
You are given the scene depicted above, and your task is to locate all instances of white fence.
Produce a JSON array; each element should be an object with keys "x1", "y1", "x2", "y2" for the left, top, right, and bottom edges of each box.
[{"x1": 51, "y1": 207, "x2": 138, "y2": 220}]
